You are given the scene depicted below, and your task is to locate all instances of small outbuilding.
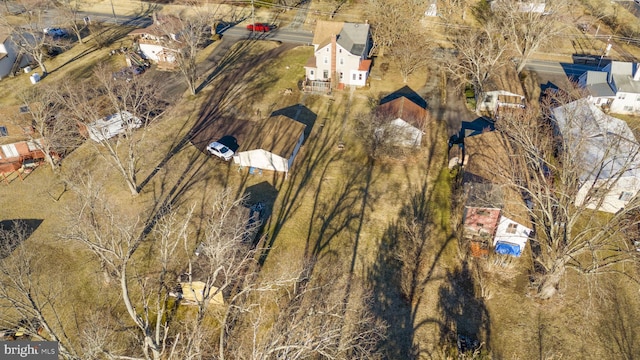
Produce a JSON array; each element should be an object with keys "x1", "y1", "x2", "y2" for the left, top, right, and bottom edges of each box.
[
  {"x1": 377, "y1": 95, "x2": 428, "y2": 147},
  {"x1": 83, "y1": 111, "x2": 142, "y2": 142},
  {"x1": 233, "y1": 115, "x2": 306, "y2": 175}
]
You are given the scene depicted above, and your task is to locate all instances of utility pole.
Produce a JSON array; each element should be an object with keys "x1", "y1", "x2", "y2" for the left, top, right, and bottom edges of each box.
[
  {"x1": 251, "y1": 0, "x2": 255, "y2": 34},
  {"x1": 110, "y1": 0, "x2": 118, "y2": 25}
]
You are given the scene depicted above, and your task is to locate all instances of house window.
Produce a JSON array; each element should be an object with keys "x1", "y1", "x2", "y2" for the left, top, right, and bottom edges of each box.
[
  {"x1": 326, "y1": 47, "x2": 329, "y2": 52},
  {"x1": 624, "y1": 106, "x2": 634, "y2": 111},
  {"x1": 339, "y1": 72, "x2": 343, "y2": 80},
  {"x1": 339, "y1": 48, "x2": 342, "y2": 53},
  {"x1": 358, "y1": 73, "x2": 363, "y2": 80},
  {"x1": 323, "y1": 70, "x2": 329, "y2": 79},
  {"x1": 27, "y1": 140, "x2": 40, "y2": 151},
  {"x1": 476, "y1": 223, "x2": 484, "y2": 228},
  {"x1": 618, "y1": 94, "x2": 626, "y2": 100},
  {"x1": 310, "y1": 70, "x2": 314, "y2": 76},
  {"x1": 1, "y1": 144, "x2": 19, "y2": 158},
  {"x1": 339, "y1": 57, "x2": 344, "y2": 65},
  {"x1": 476, "y1": 210, "x2": 489, "y2": 216},
  {"x1": 619, "y1": 191, "x2": 634, "y2": 201},
  {"x1": 352, "y1": 73, "x2": 356, "y2": 80},
  {"x1": 636, "y1": 96, "x2": 640, "y2": 101},
  {"x1": 506, "y1": 223, "x2": 518, "y2": 234},
  {"x1": 324, "y1": 56, "x2": 328, "y2": 64},
  {"x1": 0, "y1": 126, "x2": 7, "y2": 137}
]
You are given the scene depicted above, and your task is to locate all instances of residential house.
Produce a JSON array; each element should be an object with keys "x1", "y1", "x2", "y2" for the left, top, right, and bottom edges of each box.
[
  {"x1": 128, "y1": 16, "x2": 182, "y2": 70},
  {"x1": 477, "y1": 64, "x2": 525, "y2": 119},
  {"x1": 578, "y1": 61, "x2": 640, "y2": 115},
  {"x1": 304, "y1": 20, "x2": 372, "y2": 92},
  {"x1": 377, "y1": 94, "x2": 429, "y2": 147},
  {"x1": 233, "y1": 115, "x2": 306, "y2": 175},
  {"x1": 81, "y1": 111, "x2": 143, "y2": 142},
  {"x1": 0, "y1": 32, "x2": 30, "y2": 79},
  {"x1": 0, "y1": 105, "x2": 46, "y2": 175},
  {"x1": 552, "y1": 99, "x2": 640, "y2": 213},
  {"x1": 490, "y1": 0, "x2": 546, "y2": 13},
  {"x1": 463, "y1": 182, "x2": 504, "y2": 257},
  {"x1": 461, "y1": 131, "x2": 532, "y2": 257}
]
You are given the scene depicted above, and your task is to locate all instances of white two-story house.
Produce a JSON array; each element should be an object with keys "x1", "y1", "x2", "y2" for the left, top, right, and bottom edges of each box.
[
  {"x1": 304, "y1": 20, "x2": 372, "y2": 92},
  {"x1": 579, "y1": 61, "x2": 640, "y2": 115}
]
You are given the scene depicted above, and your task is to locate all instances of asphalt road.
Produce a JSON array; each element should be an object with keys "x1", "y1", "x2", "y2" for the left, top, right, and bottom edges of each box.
[
  {"x1": 524, "y1": 59, "x2": 602, "y2": 79},
  {"x1": 222, "y1": 26, "x2": 313, "y2": 45}
]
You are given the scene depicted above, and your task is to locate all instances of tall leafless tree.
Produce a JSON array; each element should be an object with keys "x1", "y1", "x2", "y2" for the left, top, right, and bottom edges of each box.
[
  {"x1": 0, "y1": 221, "x2": 80, "y2": 359},
  {"x1": 390, "y1": 32, "x2": 433, "y2": 83},
  {"x1": 59, "y1": 65, "x2": 166, "y2": 195},
  {"x1": 441, "y1": 22, "x2": 508, "y2": 96},
  {"x1": 56, "y1": 0, "x2": 87, "y2": 45},
  {"x1": 365, "y1": 0, "x2": 422, "y2": 58},
  {"x1": 494, "y1": 94, "x2": 640, "y2": 299},
  {"x1": 156, "y1": 5, "x2": 218, "y2": 95},
  {"x1": 14, "y1": 85, "x2": 81, "y2": 171},
  {"x1": 489, "y1": 0, "x2": 568, "y2": 73},
  {"x1": 0, "y1": 0, "x2": 61, "y2": 75},
  {"x1": 63, "y1": 175, "x2": 188, "y2": 360}
]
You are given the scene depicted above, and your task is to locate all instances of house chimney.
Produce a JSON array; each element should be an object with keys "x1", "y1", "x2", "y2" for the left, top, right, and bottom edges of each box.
[{"x1": 331, "y1": 34, "x2": 337, "y2": 89}]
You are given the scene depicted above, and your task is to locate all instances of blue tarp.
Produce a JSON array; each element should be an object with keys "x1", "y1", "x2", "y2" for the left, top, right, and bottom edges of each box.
[{"x1": 495, "y1": 241, "x2": 522, "y2": 257}]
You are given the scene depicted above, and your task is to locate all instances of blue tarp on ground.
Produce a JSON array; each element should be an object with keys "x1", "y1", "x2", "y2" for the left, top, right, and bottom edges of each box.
[{"x1": 495, "y1": 241, "x2": 521, "y2": 257}]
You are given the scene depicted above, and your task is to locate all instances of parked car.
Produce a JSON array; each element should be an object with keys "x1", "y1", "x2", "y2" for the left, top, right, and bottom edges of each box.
[
  {"x1": 43, "y1": 27, "x2": 67, "y2": 38},
  {"x1": 246, "y1": 23, "x2": 272, "y2": 32},
  {"x1": 207, "y1": 141, "x2": 234, "y2": 161},
  {"x1": 112, "y1": 66, "x2": 145, "y2": 81}
]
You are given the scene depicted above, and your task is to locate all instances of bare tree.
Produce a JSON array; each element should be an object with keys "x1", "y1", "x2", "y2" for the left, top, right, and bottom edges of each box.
[
  {"x1": 0, "y1": 221, "x2": 80, "y2": 359},
  {"x1": 365, "y1": 0, "x2": 422, "y2": 58},
  {"x1": 354, "y1": 102, "x2": 425, "y2": 160},
  {"x1": 490, "y1": 0, "x2": 568, "y2": 73},
  {"x1": 494, "y1": 94, "x2": 640, "y2": 299},
  {"x1": 156, "y1": 6, "x2": 216, "y2": 95},
  {"x1": 390, "y1": 32, "x2": 432, "y2": 83},
  {"x1": 441, "y1": 22, "x2": 508, "y2": 96},
  {"x1": 56, "y1": 0, "x2": 87, "y2": 44},
  {"x1": 63, "y1": 175, "x2": 188, "y2": 360},
  {"x1": 59, "y1": 66, "x2": 166, "y2": 195},
  {"x1": 0, "y1": 0, "x2": 62, "y2": 75},
  {"x1": 14, "y1": 85, "x2": 82, "y2": 171},
  {"x1": 232, "y1": 265, "x2": 386, "y2": 360}
]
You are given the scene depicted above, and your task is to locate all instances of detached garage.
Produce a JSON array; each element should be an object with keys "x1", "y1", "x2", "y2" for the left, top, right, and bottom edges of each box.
[{"x1": 233, "y1": 115, "x2": 306, "y2": 175}]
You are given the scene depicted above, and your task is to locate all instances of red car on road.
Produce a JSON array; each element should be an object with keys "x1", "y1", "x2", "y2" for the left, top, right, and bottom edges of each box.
[{"x1": 246, "y1": 23, "x2": 272, "y2": 32}]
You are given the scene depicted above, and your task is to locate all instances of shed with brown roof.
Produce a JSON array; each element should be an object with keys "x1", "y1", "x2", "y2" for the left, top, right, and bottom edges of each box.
[{"x1": 377, "y1": 95, "x2": 429, "y2": 147}]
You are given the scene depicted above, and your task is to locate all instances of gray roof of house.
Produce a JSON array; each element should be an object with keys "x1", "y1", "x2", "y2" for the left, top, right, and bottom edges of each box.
[
  {"x1": 464, "y1": 182, "x2": 504, "y2": 209},
  {"x1": 605, "y1": 61, "x2": 640, "y2": 94},
  {"x1": 582, "y1": 71, "x2": 615, "y2": 97},
  {"x1": 552, "y1": 99, "x2": 640, "y2": 182},
  {"x1": 337, "y1": 23, "x2": 369, "y2": 56}
]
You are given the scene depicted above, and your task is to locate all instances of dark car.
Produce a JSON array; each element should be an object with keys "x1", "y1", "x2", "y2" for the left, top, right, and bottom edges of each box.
[
  {"x1": 112, "y1": 66, "x2": 145, "y2": 81},
  {"x1": 246, "y1": 23, "x2": 272, "y2": 32}
]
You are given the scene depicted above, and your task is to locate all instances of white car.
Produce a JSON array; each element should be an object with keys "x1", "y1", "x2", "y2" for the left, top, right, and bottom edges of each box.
[{"x1": 207, "y1": 141, "x2": 234, "y2": 161}]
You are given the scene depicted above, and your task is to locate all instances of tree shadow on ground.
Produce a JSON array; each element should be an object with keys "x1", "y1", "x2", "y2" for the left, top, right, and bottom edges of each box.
[
  {"x1": 0, "y1": 219, "x2": 43, "y2": 259},
  {"x1": 258, "y1": 94, "x2": 347, "y2": 266},
  {"x1": 437, "y1": 262, "x2": 491, "y2": 356}
]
